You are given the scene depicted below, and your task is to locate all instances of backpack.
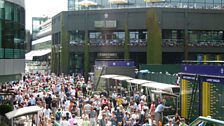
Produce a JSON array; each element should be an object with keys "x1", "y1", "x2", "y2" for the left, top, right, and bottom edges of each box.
[{"x1": 55, "y1": 112, "x2": 61, "y2": 121}]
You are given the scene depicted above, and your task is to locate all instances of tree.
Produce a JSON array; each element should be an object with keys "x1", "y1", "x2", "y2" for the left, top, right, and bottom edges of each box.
[
  {"x1": 124, "y1": 23, "x2": 130, "y2": 60},
  {"x1": 146, "y1": 9, "x2": 162, "y2": 64},
  {"x1": 60, "y1": 13, "x2": 70, "y2": 74},
  {"x1": 84, "y1": 30, "x2": 89, "y2": 82}
]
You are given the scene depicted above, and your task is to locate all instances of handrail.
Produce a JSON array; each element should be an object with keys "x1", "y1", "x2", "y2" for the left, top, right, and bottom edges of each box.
[{"x1": 189, "y1": 116, "x2": 224, "y2": 126}]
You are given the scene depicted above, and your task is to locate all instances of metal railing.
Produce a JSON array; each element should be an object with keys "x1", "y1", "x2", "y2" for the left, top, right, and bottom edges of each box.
[
  {"x1": 189, "y1": 116, "x2": 224, "y2": 126},
  {"x1": 69, "y1": 39, "x2": 224, "y2": 47}
]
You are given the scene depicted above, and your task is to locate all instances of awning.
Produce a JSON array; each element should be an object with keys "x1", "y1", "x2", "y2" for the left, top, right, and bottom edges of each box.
[
  {"x1": 111, "y1": 75, "x2": 133, "y2": 81},
  {"x1": 100, "y1": 74, "x2": 120, "y2": 79},
  {"x1": 25, "y1": 48, "x2": 51, "y2": 60},
  {"x1": 126, "y1": 79, "x2": 151, "y2": 85},
  {"x1": 151, "y1": 90, "x2": 179, "y2": 96},
  {"x1": 141, "y1": 82, "x2": 179, "y2": 90},
  {"x1": 5, "y1": 106, "x2": 43, "y2": 119}
]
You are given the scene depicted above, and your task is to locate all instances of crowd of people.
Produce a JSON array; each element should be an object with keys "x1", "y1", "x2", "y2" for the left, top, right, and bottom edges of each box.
[{"x1": 1, "y1": 72, "x2": 188, "y2": 126}]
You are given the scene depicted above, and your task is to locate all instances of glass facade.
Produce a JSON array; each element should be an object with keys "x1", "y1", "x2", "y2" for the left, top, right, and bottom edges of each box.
[
  {"x1": 68, "y1": 0, "x2": 224, "y2": 11},
  {"x1": 162, "y1": 30, "x2": 224, "y2": 47},
  {"x1": 0, "y1": 0, "x2": 25, "y2": 59},
  {"x1": 32, "y1": 17, "x2": 48, "y2": 38}
]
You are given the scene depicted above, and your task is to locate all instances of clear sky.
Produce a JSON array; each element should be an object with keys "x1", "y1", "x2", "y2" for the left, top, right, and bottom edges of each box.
[{"x1": 25, "y1": 0, "x2": 67, "y2": 31}]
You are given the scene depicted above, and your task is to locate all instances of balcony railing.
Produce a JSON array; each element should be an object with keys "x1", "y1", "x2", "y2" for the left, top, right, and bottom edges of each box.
[
  {"x1": 76, "y1": 1, "x2": 224, "y2": 11},
  {"x1": 69, "y1": 39, "x2": 224, "y2": 47}
]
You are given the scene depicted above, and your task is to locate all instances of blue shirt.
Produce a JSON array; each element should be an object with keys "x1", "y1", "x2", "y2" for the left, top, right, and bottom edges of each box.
[
  {"x1": 116, "y1": 111, "x2": 124, "y2": 122},
  {"x1": 155, "y1": 104, "x2": 169, "y2": 113}
]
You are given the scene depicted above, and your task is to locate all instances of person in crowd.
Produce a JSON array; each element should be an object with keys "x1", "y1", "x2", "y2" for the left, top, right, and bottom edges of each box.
[
  {"x1": 52, "y1": 95, "x2": 58, "y2": 115},
  {"x1": 101, "y1": 98, "x2": 109, "y2": 110},
  {"x1": 69, "y1": 114, "x2": 78, "y2": 126},
  {"x1": 173, "y1": 112, "x2": 181, "y2": 126},
  {"x1": 116, "y1": 107, "x2": 124, "y2": 126},
  {"x1": 60, "y1": 116, "x2": 70, "y2": 126},
  {"x1": 55, "y1": 108, "x2": 62, "y2": 121},
  {"x1": 45, "y1": 94, "x2": 53, "y2": 109},
  {"x1": 99, "y1": 113, "x2": 107, "y2": 126},
  {"x1": 111, "y1": 91, "x2": 117, "y2": 108},
  {"x1": 101, "y1": 106, "x2": 111, "y2": 117},
  {"x1": 149, "y1": 101, "x2": 156, "y2": 125},
  {"x1": 142, "y1": 119, "x2": 151, "y2": 126},
  {"x1": 110, "y1": 111, "x2": 117, "y2": 126},
  {"x1": 179, "y1": 118, "x2": 188, "y2": 126},
  {"x1": 82, "y1": 116, "x2": 90, "y2": 126},
  {"x1": 155, "y1": 101, "x2": 171, "y2": 126},
  {"x1": 89, "y1": 106, "x2": 98, "y2": 126},
  {"x1": 43, "y1": 104, "x2": 52, "y2": 119}
]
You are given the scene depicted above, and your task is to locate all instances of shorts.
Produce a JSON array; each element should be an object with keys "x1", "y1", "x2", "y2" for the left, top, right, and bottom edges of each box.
[{"x1": 155, "y1": 112, "x2": 162, "y2": 121}]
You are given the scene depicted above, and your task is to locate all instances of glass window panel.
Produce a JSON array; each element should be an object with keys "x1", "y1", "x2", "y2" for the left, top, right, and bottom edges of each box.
[
  {"x1": 4, "y1": 48, "x2": 13, "y2": 58},
  {"x1": 5, "y1": 3, "x2": 13, "y2": 20},
  {"x1": 118, "y1": 32, "x2": 125, "y2": 39},
  {"x1": 0, "y1": 8, "x2": 4, "y2": 19},
  {"x1": 0, "y1": 20, "x2": 1, "y2": 48},
  {"x1": 0, "y1": 48, "x2": 3, "y2": 58}
]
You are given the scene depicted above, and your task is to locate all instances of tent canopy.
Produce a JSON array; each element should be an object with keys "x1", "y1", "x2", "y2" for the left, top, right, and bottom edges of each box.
[
  {"x1": 5, "y1": 106, "x2": 43, "y2": 119},
  {"x1": 126, "y1": 79, "x2": 151, "y2": 85}
]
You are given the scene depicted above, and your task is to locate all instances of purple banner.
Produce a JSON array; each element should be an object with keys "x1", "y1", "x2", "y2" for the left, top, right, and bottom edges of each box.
[
  {"x1": 95, "y1": 60, "x2": 135, "y2": 67},
  {"x1": 201, "y1": 77, "x2": 224, "y2": 84},
  {"x1": 181, "y1": 65, "x2": 224, "y2": 76}
]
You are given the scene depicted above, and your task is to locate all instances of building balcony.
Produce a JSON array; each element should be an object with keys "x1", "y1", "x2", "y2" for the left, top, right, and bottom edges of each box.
[{"x1": 69, "y1": 39, "x2": 224, "y2": 53}]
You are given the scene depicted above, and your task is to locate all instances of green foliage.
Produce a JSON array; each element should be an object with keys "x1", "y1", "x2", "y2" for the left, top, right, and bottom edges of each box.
[
  {"x1": 60, "y1": 13, "x2": 70, "y2": 74},
  {"x1": 84, "y1": 30, "x2": 90, "y2": 82},
  {"x1": 146, "y1": 9, "x2": 162, "y2": 64},
  {"x1": 124, "y1": 23, "x2": 130, "y2": 60},
  {"x1": 0, "y1": 104, "x2": 13, "y2": 116}
]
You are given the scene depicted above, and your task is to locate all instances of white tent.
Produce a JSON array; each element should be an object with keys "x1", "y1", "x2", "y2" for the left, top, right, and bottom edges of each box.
[{"x1": 5, "y1": 106, "x2": 43, "y2": 119}]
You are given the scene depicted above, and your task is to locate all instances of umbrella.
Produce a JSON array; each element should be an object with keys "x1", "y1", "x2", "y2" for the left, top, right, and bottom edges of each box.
[
  {"x1": 78, "y1": 0, "x2": 97, "y2": 7},
  {"x1": 108, "y1": 0, "x2": 128, "y2": 4}
]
